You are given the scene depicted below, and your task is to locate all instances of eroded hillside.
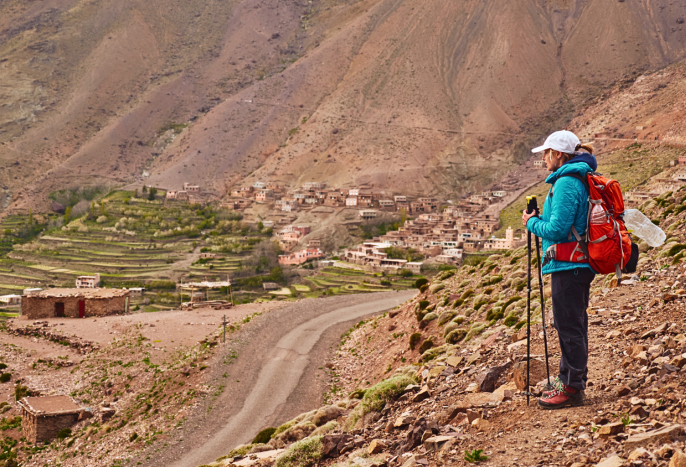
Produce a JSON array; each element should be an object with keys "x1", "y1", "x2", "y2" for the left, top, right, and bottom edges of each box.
[{"x1": 2, "y1": 0, "x2": 686, "y2": 211}]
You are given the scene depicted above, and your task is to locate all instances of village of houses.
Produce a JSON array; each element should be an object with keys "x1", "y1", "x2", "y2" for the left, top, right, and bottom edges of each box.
[{"x1": 5, "y1": 153, "x2": 685, "y2": 323}]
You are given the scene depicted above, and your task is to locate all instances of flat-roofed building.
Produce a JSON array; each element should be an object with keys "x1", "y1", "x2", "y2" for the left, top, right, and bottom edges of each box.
[
  {"x1": 278, "y1": 249, "x2": 324, "y2": 265},
  {"x1": 360, "y1": 209, "x2": 377, "y2": 219},
  {"x1": 76, "y1": 274, "x2": 100, "y2": 289},
  {"x1": 19, "y1": 395, "x2": 84, "y2": 443},
  {"x1": 21, "y1": 288, "x2": 130, "y2": 319},
  {"x1": 0, "y1": 294, "x2": 21, "y2": 305}
]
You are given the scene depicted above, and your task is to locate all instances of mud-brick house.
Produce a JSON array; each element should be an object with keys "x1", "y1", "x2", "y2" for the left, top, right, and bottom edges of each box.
[
  {"x1": 19, "y1": 395, "x2": 84, "y2": 443},
  {"x1": 21, "y1": 288, "x2": 130, "y2": 319}
]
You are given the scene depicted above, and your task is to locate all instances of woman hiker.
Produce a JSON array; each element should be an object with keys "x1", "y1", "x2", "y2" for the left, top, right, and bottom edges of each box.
[{"x1": 521, "y1": 130, "x2": 597, "y2": 410}]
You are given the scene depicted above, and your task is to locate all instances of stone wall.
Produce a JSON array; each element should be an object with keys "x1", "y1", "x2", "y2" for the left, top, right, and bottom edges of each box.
[
  {"x1": 22, "y1": 411, "x2": 79, "y2": 443},
  {"x1": 21, "y1": 295, "x2": 129, "y2": 319}
]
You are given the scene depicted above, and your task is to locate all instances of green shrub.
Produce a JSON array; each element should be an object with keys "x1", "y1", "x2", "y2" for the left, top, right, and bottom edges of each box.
[
  {"x1": 438, "y1": 270, "x2": 455, "y2": 280},
  {"x1": 464, "y1": 323, "x2": 487, "y2": 341},
  {"x1": 409, "y1": 333, "x2": 422, "y2": 350},
  {"x1": 422, "y1": 312, "x2": 438, "y2": 322},
  {"x1": 272, "y1": 420, "x2": 297, "y2": 438},
  {"x1": 503, "y1": 310, "x2": 521, "y2": 327},
  {"x1": 359, "y1": 373, "x2": 416, "y2": 412},
  {"x1": 399, "y1": 269, "x2": 414, "y2": 277},
  {"x1": 485, "y1": 307, "x2": 503, "y2": 321},
  {"x1": 147, "y1": 280, "x2": 176, "y2": 290},
  {"x1": 252, "y1": 427, "x2": 277, "y2": 444},
  {"x1": 502, "y1": 296, "x2": 522, "y2": 312},
  {"x1": 0, "y1": 373, "x2": 10, "y2": 383},
  {"x1": 418, "y1": 339, "x2": 434, "y2": 354},
  {"x1": 473, "y1": 300, "x2": 488, "y2": 311},
  {"x1": 414, "y1": 278, "x2": 429, "y2": 289},
  {"x1": 443, "y1": 322, "x2": 460, "y2": 337},
  {"x1": 0, "y1": 364, "x2": 6, "y2": 370},
  {"x1": 422, "y1": 344, "x2": 448, "y2": 362},
  {"x1": 460, "y1": 289, "x2": 474, "y2": 300},
  {"x1": 453, "y1": 298, "x2": 464, "y2": 308},
  {"x1": 665, "y1": 244, "x2": 686, "y2": 257},
  {"x1": 437, "y1": 311, "x2": 457, "y2": 326},
  {"x1": 56, "y1": 428, "x2": 72, "y2": 439},
  {"x1": 429, "y1": 283, "x2": 445, "y2": 294},
  {"x1": 445, "y1": 328, "x2": 467, "y2": 344},
  {"x1": 14, "y1": 383, "x2": 30, "y2": 401},
  {"x1": 349, "y1": 388, "x2": 366, "y2": 399},
  {"x1": 415, "y1": 309, "x2": 427, "y2": 322},
  {"x1": 418, "y1": 300, "x2": 430, "y2": 310},
  {"x1": 419, "y1": 284, "x2": 429, "y2": 293}
]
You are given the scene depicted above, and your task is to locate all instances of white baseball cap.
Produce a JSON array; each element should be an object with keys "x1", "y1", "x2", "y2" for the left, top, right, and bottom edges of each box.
[{"x1": 531, "y1": 130, "x2": 582, "y2": 154}]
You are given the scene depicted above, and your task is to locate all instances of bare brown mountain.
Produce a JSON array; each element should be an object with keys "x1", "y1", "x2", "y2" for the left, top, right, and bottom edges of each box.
[{"x1": 1, "y1": 0, "x2": 685, "y2": 211}]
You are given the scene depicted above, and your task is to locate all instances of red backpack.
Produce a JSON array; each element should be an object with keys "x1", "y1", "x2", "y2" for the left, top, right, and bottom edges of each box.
[{"x1": 551, "y1": 173, "x2": 634, "y2": 279}]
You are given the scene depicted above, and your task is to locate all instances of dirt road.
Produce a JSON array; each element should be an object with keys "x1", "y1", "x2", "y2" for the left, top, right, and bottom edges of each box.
[{"x1": 144, "y1": 290, "x2": 415, "y2": 467}]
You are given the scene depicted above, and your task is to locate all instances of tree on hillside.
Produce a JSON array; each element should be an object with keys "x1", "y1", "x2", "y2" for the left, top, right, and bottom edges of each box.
[
  {"x1": 148, "y1": 187, "x2": 157, "y2": 201},
  {"x1": 64, "y1": 206, "x2": 72, "y2": 224}
]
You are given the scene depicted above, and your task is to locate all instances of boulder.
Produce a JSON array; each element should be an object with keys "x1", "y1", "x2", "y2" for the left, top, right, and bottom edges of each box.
[
  {"x1": 368, "y1": 439, "x2": 387, "y2": 455},
  {"x1": 423, "y1": 436, "x2": 455, "y2": 452},
  {"x1": 598, "y1": 422, "x2": 625, "y2": 438},
  {"x1": 321, "y1": 434, "x2": 354, "y2": 458},
  {"x1": 446, "y1": 356, "x2": 463, "y2": 367},
  {"x1": 670, "y1": 355, "x2": 686, "y2": 368},
  {"x1": 436, "y1": 405, "x2": 467, "y2": 424},
  {"x1": 412, "y1": 386, "x2": 431, "y2": 403},
  {"x1": 395, "y1": 414, "x2": 414, "y2": 428},
  {"x1": 475, "y1": 363, "x2": 510, "y2": 393},
  {"x1": 595, "y1": 455, "x2": 626, "y2": 467},
  {"x1": 471, "y1": 418, "x2": 492, "y2": 432},
  {"x1": 616, "y1": 385, "x2": 632, "y2": 397},
  {"x1": 512, "y1": 359, "x2": 547, "y2": 390},
  {"x1": 641, "y1": 322, "x2": 668, "y2": 339},
  {"x1": 670, "y1": 450, "x2": 686, "y2": 467},
  {"x1": 624, "y1": 424, "x2": 684, "y2": 453},
  {"x1": 480, "y1": 330, "x2": 504, "y2": 349},
  {"x1": 632, "y1": 351, "x2": 650, "y2": 366},
  {"x1": 659, "y1": 363, "x2": 680, "y2": 377},
  {"x1": 627, "y1": 448, "x2": 651, "y2": 462},
  {"x1": 462, "y1": 392, "x2": 503, "y2": 407}
]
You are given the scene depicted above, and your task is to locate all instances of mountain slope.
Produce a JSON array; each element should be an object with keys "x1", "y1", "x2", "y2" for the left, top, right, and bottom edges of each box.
[{"x1": 2, "y1": 0, "x2": 686, "y2": 211}]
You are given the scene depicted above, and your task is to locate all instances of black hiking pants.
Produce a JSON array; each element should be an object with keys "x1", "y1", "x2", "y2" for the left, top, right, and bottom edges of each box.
[{"x1": 550, "y1": 267, "x2": 595, "y2": 391}]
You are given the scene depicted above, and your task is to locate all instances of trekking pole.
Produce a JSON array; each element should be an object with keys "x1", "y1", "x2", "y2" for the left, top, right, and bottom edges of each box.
[
  {"x1": 525, "y1": 196, "x2": 535, "y2": 406},
  {"x1": 534, "y1": 235, "x2": 552, "y2": 386}
]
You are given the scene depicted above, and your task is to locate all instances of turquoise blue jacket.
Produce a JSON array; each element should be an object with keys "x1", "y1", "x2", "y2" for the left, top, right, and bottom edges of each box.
[{"x1": 526, "y1": 154, "x2": 597, "y2": 275}]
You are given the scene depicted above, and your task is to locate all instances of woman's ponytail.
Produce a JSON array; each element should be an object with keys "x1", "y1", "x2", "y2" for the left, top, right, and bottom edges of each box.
[{"x1": 575, "y1": 143, "x2": 594, "y2": 155}]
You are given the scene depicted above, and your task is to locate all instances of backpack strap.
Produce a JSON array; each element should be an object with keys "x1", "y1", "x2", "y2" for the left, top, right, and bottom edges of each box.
[{"x1": 554, "y1": 172, "x2": 591, "y2": 193}]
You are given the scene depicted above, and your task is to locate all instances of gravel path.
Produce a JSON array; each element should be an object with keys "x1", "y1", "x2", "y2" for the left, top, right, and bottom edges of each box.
[{"x1": 143, "y1": 290, "x2": 416, "y2": 467}]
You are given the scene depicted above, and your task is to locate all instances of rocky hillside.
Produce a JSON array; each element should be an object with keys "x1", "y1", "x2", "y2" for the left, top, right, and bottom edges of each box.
[
  {"x1": 203, "y1": 184, "x2": 686, "y2": 466},
  {"x1": 2, "y1": 0, "x2": 686, "y2": 211}
]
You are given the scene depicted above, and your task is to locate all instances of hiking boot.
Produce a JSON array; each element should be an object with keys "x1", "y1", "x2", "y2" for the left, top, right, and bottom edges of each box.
[
  {"x1": 537, "y1": 384, "x2": 583, "y2": 410},
  {"x1": 542, "y1": 376, "x2": 562, "y2": 396}
]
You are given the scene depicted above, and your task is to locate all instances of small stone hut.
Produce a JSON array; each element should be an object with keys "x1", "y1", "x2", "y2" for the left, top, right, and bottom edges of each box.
[
  {"x1": 21, "y1": 288, "x2": 130, "y2": 319},
  {"x1": 18, "y1": 395, "x2": 83, "y2": 443}
]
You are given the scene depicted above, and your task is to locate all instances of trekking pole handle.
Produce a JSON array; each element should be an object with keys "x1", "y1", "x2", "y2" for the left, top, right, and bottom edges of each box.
[{"x1": 526, "y1": 196, "x2": 539, "y2": 216}]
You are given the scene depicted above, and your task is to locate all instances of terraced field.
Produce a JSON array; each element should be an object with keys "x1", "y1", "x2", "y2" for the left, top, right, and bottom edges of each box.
[
  {"x1": 299, "y1": 266, "x2": 421, "y2": 298},
  {"x1": 0, "y1": 190, "x2": 273, "y2": 307}
]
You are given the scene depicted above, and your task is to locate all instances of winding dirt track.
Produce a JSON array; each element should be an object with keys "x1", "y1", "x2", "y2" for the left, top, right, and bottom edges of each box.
[{"x1": 145, "y1": 290, "x2": 416, "y2": 467}]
